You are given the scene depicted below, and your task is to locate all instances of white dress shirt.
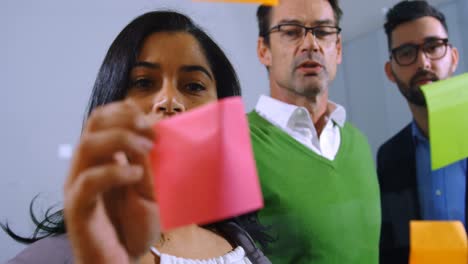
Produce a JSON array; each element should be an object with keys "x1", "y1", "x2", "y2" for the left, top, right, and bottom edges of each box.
[{"x1": 254, "y1": 95, "x2": 346, "y2": 161}]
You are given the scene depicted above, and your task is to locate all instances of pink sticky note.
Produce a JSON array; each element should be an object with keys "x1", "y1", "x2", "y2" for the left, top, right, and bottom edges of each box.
[{"x1": 151, "y1": 96, "x2": 263, "y2": 231}]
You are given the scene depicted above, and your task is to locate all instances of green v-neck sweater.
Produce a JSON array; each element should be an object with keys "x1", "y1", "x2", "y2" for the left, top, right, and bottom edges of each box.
[{"x1": 248, "y1": 111, "x2": 380, "y2": 264}]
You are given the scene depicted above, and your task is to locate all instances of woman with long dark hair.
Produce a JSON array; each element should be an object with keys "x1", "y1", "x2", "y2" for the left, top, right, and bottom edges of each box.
[{"x1": 3, "y1": 10, "x2": 272, "y2": 264}]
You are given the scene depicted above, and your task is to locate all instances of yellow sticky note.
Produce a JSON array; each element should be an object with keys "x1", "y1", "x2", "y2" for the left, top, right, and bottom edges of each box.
[
  {"x1": 193, "y1": 0, "x2": 278, "y2": 5},
  {"x1": 421, "y1": 73, "x2": 468, "y2": 170},
  {"x1": 410, "y1": 221, "x2": 467, "y2": 264}
]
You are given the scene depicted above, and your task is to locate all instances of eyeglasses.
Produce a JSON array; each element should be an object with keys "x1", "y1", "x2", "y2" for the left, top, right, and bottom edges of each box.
[
  {"x1": 390, "y1": 38, "x2": 450, "y2": 66},
  {"x1": 264, "y1": 23, "x2": 341, "y2": 46}
]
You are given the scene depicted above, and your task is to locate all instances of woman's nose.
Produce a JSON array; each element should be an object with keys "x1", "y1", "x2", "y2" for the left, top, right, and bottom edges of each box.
[{"x1": 152, "y1": 97, "x2": 185, "y2": 116}]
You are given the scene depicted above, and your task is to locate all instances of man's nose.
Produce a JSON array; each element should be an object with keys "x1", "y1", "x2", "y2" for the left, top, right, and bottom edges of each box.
[
  {"x1": 415, "y1": 49, "x2": 432, "y2": 70},
  {"x1": 301, "y1": 30, "x2": 320, "y2": 52}
]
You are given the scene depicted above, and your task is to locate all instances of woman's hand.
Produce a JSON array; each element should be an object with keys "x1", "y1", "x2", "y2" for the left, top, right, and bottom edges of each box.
[{"x1": 64, "y1": 100, "x2": 160, "y2": 264}]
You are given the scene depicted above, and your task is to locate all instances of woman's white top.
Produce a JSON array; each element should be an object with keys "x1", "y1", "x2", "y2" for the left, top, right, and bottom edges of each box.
[{"x1": 150, "y1": 246, "x2": 252, "y2": 264}]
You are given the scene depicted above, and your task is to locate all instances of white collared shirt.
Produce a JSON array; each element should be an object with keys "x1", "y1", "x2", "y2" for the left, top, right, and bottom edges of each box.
[{"x1": 254, "y1": 95, "x2": 346, "y2": 160}]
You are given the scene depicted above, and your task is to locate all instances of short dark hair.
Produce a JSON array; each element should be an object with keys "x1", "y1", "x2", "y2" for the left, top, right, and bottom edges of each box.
[
  {"x1": 384, "y1": 0, "x2": 448, "y2": 51},
  {"x1": 257, "y1": 0, "x2": 343, "y2": 45}
]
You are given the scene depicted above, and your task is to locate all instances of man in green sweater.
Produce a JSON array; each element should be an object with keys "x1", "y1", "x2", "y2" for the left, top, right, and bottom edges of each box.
[{"x1": 250, "y1": 0, "x2": 381, "y2": 263}]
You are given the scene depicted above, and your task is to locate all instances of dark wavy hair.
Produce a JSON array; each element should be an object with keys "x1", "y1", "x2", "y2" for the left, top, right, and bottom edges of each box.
[
  {"x1": 384, "y1": 0, "x2": 448, "y2": 50},
  {"x1": 2, "y1": 10, "x2": 272, "y2": 249},
  {"x1": 257, "y1": 0, "x2": 343, "y2": 45}
]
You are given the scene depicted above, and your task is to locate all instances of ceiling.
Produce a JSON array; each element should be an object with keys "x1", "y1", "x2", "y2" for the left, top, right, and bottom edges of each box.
[{"x1": 340, "y1": 0, "x2": 454, "y2": 42}]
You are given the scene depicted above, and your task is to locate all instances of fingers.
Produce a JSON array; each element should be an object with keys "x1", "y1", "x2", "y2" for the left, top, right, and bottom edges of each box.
[
  {"x1": 84, "y1": 100, "x2": 155, "y2": 140},
  {"x1": 65, "y1": 164, "x2": 144, "y2": 214},
  {"x1": 69, "y1": 129, "x2": 153, "y2": 178},
  {"x1": 132, "y1": 155, "x2": 156, "y2": 201},
  {"x1": 81, "y1": 129, "x2": 153, "y2": 163},
  {"x1": 68, "y1": 99, "x2": 158, "y2": 203},
  {"x1": 112, "y1": 151, "x2": 156, "y2": 201},
  {"x1": 64, "y1": 100, "x2": 160, "y2": 263}
]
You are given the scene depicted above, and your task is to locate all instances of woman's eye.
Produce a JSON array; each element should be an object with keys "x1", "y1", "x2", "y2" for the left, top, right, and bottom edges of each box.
[
  {"x1": 185, "y1": 83, "x2": 206, "y2": 93},
  {"x1": 132, "y1": 78, "x2": 153, "y2": 89}
]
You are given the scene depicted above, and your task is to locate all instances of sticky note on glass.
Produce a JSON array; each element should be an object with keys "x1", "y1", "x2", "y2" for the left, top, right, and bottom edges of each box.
[
  {"x1": 421, "y1": 73, "x2": 468, "y2": 170},
  {"x1": 193, "y1": 0, "x2": 278, "y2": 5},
  {"x1": 151, "y1": 96, "x2": 263, "y2": 231},
  {"x1": 409, "y1": 221, "x2": 467, "y2": 264}
]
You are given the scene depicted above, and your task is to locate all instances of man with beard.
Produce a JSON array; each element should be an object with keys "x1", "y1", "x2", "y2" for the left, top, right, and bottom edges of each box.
[
  {"x1": 378, "y1": 1, "x2": 462, "y2": 263},
  {"x1": 248, "y1": 0, "x2": 380, "y2": 263}
]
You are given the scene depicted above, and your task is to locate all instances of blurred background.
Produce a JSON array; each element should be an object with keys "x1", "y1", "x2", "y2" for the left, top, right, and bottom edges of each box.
[{"x1": 1, "y1": 0, "x2": 467, "y2": 260}]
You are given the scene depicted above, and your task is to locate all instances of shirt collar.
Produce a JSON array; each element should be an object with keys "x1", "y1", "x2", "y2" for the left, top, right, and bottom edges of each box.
[
  {"x1": 255, "y1": 94, "x2": 347, "y2": 129},
  {"x1": 327, "y1": 101, "x2": 346, "y2": 127},
  {"x1": 411, "y1": 120, "x2": 428, "y2": 143}
]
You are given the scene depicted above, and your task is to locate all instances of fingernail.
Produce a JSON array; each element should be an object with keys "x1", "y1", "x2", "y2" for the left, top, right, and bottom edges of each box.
[
  {"x1": 131, "y1": 166, "x2": 144, "y2": 176},
  {"x1": 114, "y1": 151, "x2": 129, "y2": 165},
  {"x1": 137, "y1": 137, "x2": 154, "y2": 151},
  {"x1": 136, "y1": 116, "x2": 151, "y2": 130}
]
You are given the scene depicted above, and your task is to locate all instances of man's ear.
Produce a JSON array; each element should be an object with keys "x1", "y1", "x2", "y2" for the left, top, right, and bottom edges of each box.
[
  {"x1": 257, "y1": 37, "x2": 272, "y2": 67},
  {"x1": 384, "y1": 61, "x2": 396, "y2": 83},
  {"x1": 450, "y1": 46, "x2": 459, "y2": 74},
  {"x1": 336, "y1": 35, "x2": 342, "y2": 65}
]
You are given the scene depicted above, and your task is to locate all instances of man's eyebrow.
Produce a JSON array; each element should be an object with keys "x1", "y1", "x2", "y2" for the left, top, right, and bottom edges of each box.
[
  {"x1": 276, "y1": 19, "x2": 336, "y2": 26},
  {"x1": 394, "y1": 36, "x2": 448, "y2": 49},
  {"x1": 180, "y1": 65, "x2": 213, "y2": 80},
  {"x1": 276, "y1": 19, "x2": 303, "y2": 25},
  {"x1": 314, "y1": 19, "x2": 337, "y2": 26},
  {"x1": 424, "y1": 36, "x2": 447, "y2": 42},
  {"x1": 133, "y1": 61, "x2": 160, "y2": 69}
]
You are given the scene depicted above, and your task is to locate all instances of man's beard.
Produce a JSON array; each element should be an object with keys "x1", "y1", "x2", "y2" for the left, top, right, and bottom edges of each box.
[
  {"x1": 287, "y1": 53, "x2": 329, "y2": 98},
  {"x1": 393, "y1": 69, "x2": 439, "y2": 107}
]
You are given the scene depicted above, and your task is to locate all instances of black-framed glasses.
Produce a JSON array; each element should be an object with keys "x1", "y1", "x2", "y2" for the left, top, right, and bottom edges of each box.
[
  {"x1": 390, "y1": 38, "x2": 450, "y2": 66},
  {"x1": 265, "y1": 23, "x2": 341, "y2": 46}
]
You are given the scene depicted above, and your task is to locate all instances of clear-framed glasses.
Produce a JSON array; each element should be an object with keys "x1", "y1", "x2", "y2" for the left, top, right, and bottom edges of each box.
[
  {"x1": 390, "y1": 38, "x2": 450, "y2": 66},
  {"x1": 264, "y1": 23, "x2": 341, "y2": 46}
]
